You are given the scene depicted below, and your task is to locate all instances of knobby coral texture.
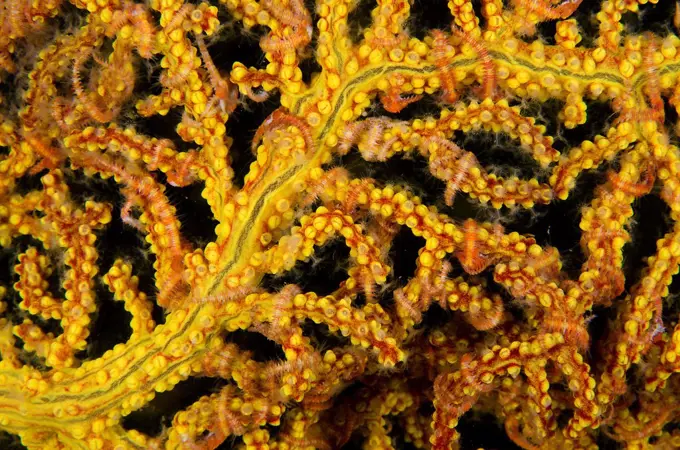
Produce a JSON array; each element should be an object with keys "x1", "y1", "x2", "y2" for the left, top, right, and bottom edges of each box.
[{"x1": 3, "y1": 0, "x2": 680, "y2": 448}]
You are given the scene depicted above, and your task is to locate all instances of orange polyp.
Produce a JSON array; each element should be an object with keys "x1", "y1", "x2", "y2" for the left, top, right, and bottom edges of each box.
[
  {"x1": 120, "y1": 197, "x2": 143, "y2": 231},
  {"x1": 432, "y1": 30, "x2": 458, "y2": 104},
  {"x1": 542, "y1": 314, "x2": 590, "y2": 351},
  {"x1": 300, "y1": 167, "x2": 350, "y2": 208},
  {"x1": 337, "y1": 118, "x2": 402, "y2": 161},
  {"x1": 72, "y1": 50, "x2": 116, "y2": 123},
  {"x1": 457, "y1": 219, "x2": 493, "y2": 275},
  {"x1": 512, "y1": 0, "x2": 583, "y2": 21},
  {"x1": 607, "y1": 163, "x2": 656, "y2": 198},
  {"x1": 505, "y1": 417, "x2": 542, "y2": 450},
  {"x1": 642, "y1": 33, "x2": 665, "y2": 125},
  {"x1": 465, "y1": 294, "x2": 504, "y2": 330},
  {"x1": 24, "y1": 135, "x2": 62, "y2": 172},
  {"x1": 394, "y1": 287, "x2": 422, "y2": 322},
  {"x1": 451, "y1": 26, "x2": 497, "y2": 100},
  {"x1": 196, "y1": 34, "x2": 239, "y2": 116},
  {"x1": 342, "y1": 178, "x2": 375, "y2": 214},
  {"x1": 106, "y1": 2, "x2": 156, "y2": 58},
  {"x1": 260, "y1": 24, "x2": 312, "y2": 55},
  {"x1": 444, "y1": 152, "x2": 476, "y2": 206},
  {"x1": 380, "y1": 90, "x2": 423, "y2": 113}
]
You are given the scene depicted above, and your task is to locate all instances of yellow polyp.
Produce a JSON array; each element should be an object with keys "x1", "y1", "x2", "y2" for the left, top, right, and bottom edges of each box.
[
  {"x1": 317, "y1": 100, "x2": 331, "y2": 115},
  {"x1": 507, "y1": 365, "x2": 521, "y2": 378},
  {"x1": 326, "y1": 72, "x2": 341, "y2": 89},
  {"x1": 619, "y1": 60, "x2": 634, "y2": 78}
]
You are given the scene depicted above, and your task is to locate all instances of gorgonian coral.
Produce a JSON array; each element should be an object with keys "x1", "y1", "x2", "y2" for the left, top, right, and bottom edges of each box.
[{"x1": 1, "y1": 0, "x2": 680, "y2": 449}]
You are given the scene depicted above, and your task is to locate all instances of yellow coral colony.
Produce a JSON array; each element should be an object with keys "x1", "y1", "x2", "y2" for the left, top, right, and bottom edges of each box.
[{"x1": 1, "y1": 0, "x2": 680, "y2": 448}]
